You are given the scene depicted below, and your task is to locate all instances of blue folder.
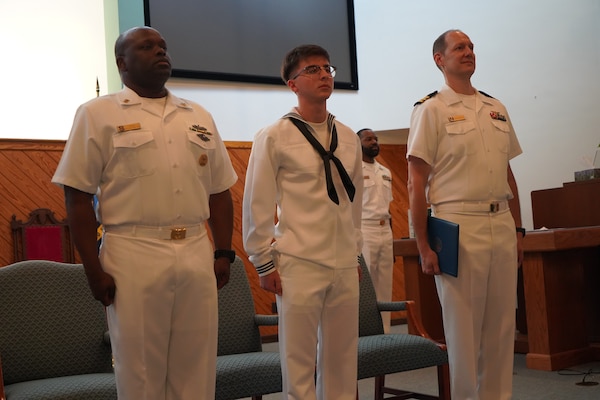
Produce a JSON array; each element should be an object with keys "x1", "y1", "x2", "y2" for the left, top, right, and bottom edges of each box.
[{"x1": 427, "y1": 216, "x2": 460, "y2": 277}]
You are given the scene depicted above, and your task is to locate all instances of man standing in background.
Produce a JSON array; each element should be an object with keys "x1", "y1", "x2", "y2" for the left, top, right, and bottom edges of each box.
[{"x1": 357, "y1": 128, "x2": 394, "y2": 333}]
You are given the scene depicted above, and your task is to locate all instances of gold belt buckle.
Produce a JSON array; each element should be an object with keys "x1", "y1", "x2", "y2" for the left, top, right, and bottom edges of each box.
[
  {"x1": 489, "y1": 203, "x2": 500, "y2": 213},
  {"x1": 171, "y1": 228, "x2": 187, "y2": 240}
]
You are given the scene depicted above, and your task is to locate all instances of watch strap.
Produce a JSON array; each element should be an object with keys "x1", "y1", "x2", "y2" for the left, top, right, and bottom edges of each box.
[{"x1": 214, "y1": 249, "x2": 236, "y2": 263}]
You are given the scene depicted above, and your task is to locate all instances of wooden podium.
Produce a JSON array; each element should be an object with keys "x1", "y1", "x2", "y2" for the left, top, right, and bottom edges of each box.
[
  {"x1": 395, "y1": 227, "x2": 600, "y2": 371},
  {"x1": 525, "y1": 178, "x2": 600, "y2": 369},
  {"x1": 531, "y1": 178, "x2": 600, "y2": 229},
  {"x1": 395, "y1": 178, "x2": 600, "y2": 370},
  {"x1": 520, "y1": 227, "x2": 600, "y2": 370}
]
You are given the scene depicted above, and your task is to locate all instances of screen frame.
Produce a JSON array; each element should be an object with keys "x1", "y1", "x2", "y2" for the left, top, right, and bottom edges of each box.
[{"x1": 143, "y1": 0, "x2": 359, "y2": 90}]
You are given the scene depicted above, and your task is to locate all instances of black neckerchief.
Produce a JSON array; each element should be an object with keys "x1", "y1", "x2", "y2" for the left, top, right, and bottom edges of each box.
[{"x1": 288, "y1": 117, "x2": 355, "y2": 205}]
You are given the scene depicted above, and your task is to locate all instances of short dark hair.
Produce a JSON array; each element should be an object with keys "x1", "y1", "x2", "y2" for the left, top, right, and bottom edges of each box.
[
  {"x1": 281, "y1": 44, "x2": 330, "y2": 82},
  {"x1": 115, "y1": 27, "x2": 140, "y2": 58},
  {"x1": 356, "y1": 128, "x2": 373, "y2": 138},
  {"x1": 114, "y1": 26, "x2": 156, "y2": 59},
  {"x1": 432, "y1": 29, "x2": 462, "y2": 56}
]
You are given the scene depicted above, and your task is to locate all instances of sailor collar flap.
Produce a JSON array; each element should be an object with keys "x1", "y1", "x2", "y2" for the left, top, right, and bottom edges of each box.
[{"x1": 283, "y1": 111, "x2": 336, "y2": 133}]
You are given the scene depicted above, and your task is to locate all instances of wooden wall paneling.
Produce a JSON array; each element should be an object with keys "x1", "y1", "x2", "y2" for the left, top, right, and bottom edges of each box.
[
  {"x1": 5, "y1": 151, "x2": 64, "y2": 211},
  {"x1": 0, "y1": 140, "x2": 68, "y2": 266},
  {"x1": 224, "y1": 142, "x2": 278, "y2": 337},
  {"x1": 0, "y1": 139, "x2": 412, "y2": 335},
  {"x1": 377, "y1": 144, "x2": 409, "y2": 321}
]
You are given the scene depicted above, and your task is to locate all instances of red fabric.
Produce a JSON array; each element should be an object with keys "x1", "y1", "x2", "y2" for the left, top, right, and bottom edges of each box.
[{"x1": 24, "y1": 226, "x2": 64, "y2": 262}]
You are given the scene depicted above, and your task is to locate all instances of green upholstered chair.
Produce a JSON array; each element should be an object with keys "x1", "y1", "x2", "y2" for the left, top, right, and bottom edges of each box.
[
  {"x1": 0, "y1": 260, "x2": 115, "y2": 400},
  {"x1": 357, "y1": 256, "x2": 450, "y2": 400},
  {"x1": 216, "y1": 256, "x2": 281, "y2": 400}
]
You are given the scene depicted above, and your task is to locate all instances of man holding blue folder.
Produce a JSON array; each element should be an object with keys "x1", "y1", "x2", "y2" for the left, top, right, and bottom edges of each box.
[{"x1": 407, "y1": 29, "x2": 525, "y2": 400}]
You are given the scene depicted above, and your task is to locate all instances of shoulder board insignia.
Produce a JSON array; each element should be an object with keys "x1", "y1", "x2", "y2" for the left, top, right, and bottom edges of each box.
[
  {"x1": 414, "y1": 91, "x2": 438, "y2": 106},
  {"x1": 478, "y1": 90, "x2": 495, "y2": 99}
]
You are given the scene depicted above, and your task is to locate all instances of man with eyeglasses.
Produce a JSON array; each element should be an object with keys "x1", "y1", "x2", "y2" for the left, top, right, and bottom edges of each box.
[{"x1": 243, "y1": 44, "x2": 363, "y2": 400}]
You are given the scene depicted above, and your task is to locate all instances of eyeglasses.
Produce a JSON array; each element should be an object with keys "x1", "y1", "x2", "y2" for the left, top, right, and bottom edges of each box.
[{"x1": 290, "y1": 64, "x2": 337, "y2": 80}]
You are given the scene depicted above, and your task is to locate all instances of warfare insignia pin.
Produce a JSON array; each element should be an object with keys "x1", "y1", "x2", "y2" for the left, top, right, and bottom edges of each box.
[{"x1": 190, "y1": 124, "x2": 213, "y2": 141}]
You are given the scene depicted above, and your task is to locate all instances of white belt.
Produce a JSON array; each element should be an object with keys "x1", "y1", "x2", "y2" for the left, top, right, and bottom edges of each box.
[
  {"x1": 104, "y1": 224, "x2": 205, "y2": 240},
  {"x1": 432, "y1": 201, "x2": 509, "y2": 214},
  {"x1": 362, "y1": 219, "x2": 390, "y2": 226}
]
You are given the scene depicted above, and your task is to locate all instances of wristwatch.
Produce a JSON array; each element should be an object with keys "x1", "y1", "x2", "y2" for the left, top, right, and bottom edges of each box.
[
  {"x1": 214, "y1": 249, "x2": 236, "y2": 263},
  {"x1": 516, "y1": 227, "x2": 526, "y2": 237}
]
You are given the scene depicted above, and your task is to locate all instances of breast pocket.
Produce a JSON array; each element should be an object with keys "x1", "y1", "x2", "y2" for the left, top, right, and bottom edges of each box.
[
  {"x1": 363, "y1": 176, "x2": 375, "y2": 189},
  {"x1": 445, "y1": 121, "x2": 477, "y2": 156},
  {"x1": 187, "y1": 130, "x2": 217, "y2": 176},
  {"x1": 112, "y1": 130, "x2": 157, "y2": 178},
  {"x1": 491, "y1": 120, "x2": 510, "y2": 154}
]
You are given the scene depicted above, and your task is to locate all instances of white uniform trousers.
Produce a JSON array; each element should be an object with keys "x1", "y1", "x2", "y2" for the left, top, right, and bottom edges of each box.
[
  {"x1": 361, "y1": 220, "x2": 394, "y2": 333},
  {"x1": 434, "y1": 209, "x2": 517, "y2": 400},
  {"x1": 101, "y1": 229, "x2": 218, "y2": 400},
  {"x1": 275, "y1": 255, "x2": 359, "y2": 400}
]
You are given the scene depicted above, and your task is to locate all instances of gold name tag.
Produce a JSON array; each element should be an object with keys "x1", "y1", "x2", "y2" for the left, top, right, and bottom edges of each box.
[
  {"x1": 117, "y1": 122, "x2": 142, "y2": 133},
  {"x1": 448, "y1": 115, "x2": 465, "y2": 122}
]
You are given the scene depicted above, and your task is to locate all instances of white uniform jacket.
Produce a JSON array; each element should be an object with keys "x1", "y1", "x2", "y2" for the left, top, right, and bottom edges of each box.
[{"x1": 243, "y1": 109, "x2": 363, "y2": 276}]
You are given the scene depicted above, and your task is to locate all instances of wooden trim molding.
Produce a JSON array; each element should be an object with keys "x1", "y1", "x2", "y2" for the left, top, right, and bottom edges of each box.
[
  {"x1": 375, "y1": 128, "x2": 409, "y2": 145},
  {"x1": 0, "y1": 139, "x2": 66, "y2": 151}
]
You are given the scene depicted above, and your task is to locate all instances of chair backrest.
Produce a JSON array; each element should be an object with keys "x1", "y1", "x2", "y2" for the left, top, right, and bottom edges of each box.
[
  {"x1": 10, "y1": 208, "x2": 75, "y2": 263},
  {"x1": 217, "y1": 256, "x2": 263, "y2": 356},
  {"x1": 0, "y1": 260, "x2": 112, "y2": 385},
  {"x1": 358, "y1": 255, "x2": 385, "y2": 337}
]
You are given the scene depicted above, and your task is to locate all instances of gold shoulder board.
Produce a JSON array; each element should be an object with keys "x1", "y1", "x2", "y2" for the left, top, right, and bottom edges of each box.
[{"x1": 414, "y1": 91, "x2": 438, "y2": 106}]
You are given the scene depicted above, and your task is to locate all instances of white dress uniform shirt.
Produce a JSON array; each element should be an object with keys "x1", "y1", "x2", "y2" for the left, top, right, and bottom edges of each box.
[
  {"x1": 53, "y1": 86, "x2": 237, "y2": 227},
  {"x1": 243, "y1": 109, "x2": 363, "y2": 276},
  {"x1": 407, "y1": 84, "x2": 522, "y2": 400}
]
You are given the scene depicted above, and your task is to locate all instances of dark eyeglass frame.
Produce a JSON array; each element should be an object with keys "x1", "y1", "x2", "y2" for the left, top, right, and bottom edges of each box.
[{"x1": 290, "y1": 64, "x2": 337, "y2": 80}]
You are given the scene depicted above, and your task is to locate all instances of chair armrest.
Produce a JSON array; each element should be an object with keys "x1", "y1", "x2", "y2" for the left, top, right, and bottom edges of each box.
[
  {"x1": 254, "y1": 314, "x2": 278, "y2": 326},
  {"x1": 405, "y1": 300, "x2": 447, "y2": 350},
  {"x1": 1, "y1": 354, "x2": 6, "y2": 400},
  {"x1": 376, "y1": 300, "x2": 408, "y2": 313}
]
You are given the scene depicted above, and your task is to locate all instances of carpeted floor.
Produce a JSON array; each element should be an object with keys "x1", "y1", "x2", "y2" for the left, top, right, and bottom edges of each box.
[{"x1": 248, "y1": 324, "x2": 600, "y2": 400}]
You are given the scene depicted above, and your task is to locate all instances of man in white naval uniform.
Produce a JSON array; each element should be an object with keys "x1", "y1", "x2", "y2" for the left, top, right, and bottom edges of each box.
[
  {"x1": 242, "y1": 44, "x2": 363, "y2": 400},
  {"x1": 407, "y1": 29, "x2": 525, "y2": 400},
  {"x1": 357, "y1": 128, "x2": 394, "y2": 333},
  {"x1": 52, "y1": 27, "x2": 237, "y2": 400}
]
